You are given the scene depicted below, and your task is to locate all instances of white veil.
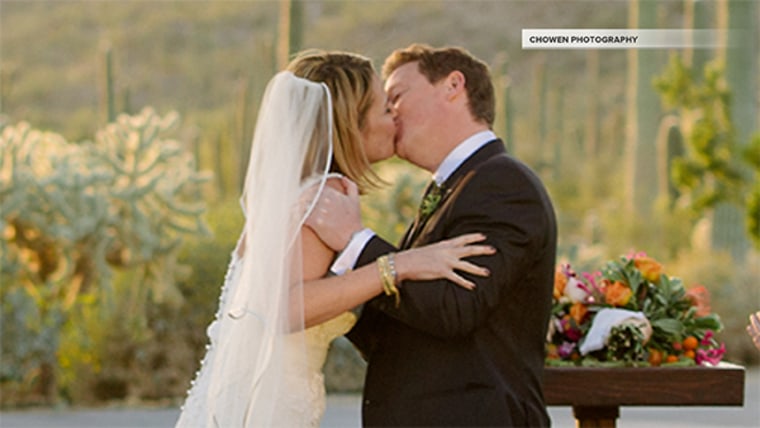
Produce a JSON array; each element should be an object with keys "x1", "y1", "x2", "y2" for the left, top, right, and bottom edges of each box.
[{"x1": 176, "y1": 71, "x2": 334, "y2": 427}]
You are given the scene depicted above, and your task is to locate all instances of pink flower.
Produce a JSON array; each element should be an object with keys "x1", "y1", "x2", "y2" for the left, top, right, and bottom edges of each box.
[
  {"x1": 558, "y1": 342, "x2": 576, "y2": 359},
  {"x1": 696, "y1": 343, "x2": 726, "y2": 365},
  {"x1": 626, "y1": 250, "x2": 648, "y2": 260},
  {"x1": 701, "y1": 330, "x2": 715, "y2": 346},
  {"x1": 564, "y1": 277, "x2": 591, "y2": 303},
  {"x1": 582, "y1": 271, "x2": 604, "y2": 293}
]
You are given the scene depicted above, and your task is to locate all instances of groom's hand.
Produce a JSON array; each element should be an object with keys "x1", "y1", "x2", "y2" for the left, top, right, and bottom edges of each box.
[{"x1": 305, "y1": 177, "x2": 363, "y2": 252}]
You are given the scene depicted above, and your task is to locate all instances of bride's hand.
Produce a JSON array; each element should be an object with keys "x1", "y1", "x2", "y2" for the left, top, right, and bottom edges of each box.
[
  {"x1": 748, "y1": 311, "x2": 760, "y2": 351},
  {"x1": 304, "y1": 177, "x2": 363, "y2": 252},
  {"x1": 394, "y1": 233, "x2": 496, "y2": 290}
]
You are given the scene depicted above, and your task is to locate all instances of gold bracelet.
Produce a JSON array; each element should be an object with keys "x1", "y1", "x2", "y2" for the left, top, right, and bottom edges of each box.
[
  {"x1": 377, "y1": 254, "x2": 400, "y2": 307},
  {"x1": 377, "y1": 255, "x2": 394, "y2": 294}
]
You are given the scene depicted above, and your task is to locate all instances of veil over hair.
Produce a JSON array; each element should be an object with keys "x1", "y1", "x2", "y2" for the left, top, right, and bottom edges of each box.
[{"x1": 176, "y1": 71, "x2": 334, "y2": 427}]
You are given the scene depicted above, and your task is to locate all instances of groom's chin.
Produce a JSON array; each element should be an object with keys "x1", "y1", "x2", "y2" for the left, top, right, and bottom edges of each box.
[{"x1": 392, "y1": 144, "x2": 406, "y2": 160}]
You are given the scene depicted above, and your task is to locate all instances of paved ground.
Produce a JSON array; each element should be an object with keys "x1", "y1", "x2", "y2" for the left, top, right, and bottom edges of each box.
[{"x1": 2, "y1": 368, "x2": 757, "y2": 427}]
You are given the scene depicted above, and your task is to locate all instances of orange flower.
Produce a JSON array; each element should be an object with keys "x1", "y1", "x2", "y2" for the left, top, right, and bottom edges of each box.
[
  {"x1": 569, "y1": 302, "x2": 588, "y2": 324},
  {"x1": 685, "y1": 285, "x2": 712, "y2": 317},
  {"x1": 553, "y1": 268, "x2": 567, "y2": 300},
  {"x1": 634, "y1": 256, "x2": 663, "y2": 283},
  {"x1": 604, "y1": 280, "x2": 633, "y2": 307},
  {"x1": 545, "y1": 344, "x2": 560, "y2": 360}
]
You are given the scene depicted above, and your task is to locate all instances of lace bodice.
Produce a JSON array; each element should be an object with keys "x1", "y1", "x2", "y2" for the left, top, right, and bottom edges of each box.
[{"x1": 279, "y1": 312, "x2": 357, "y2": 427}]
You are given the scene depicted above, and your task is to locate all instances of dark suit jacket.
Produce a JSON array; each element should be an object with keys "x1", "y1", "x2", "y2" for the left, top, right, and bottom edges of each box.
[{"x1": 347, "y1": 140, "x2": 557, "y2": 427}]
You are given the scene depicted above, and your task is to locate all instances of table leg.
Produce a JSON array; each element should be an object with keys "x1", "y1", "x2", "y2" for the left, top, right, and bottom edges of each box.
[{"x1": 572, "y1": 405, "x2": 620, "y2": 428}]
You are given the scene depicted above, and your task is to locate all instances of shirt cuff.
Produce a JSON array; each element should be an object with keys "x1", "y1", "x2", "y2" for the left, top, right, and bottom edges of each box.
[{"x1": 330, "y1": 228, "x2": 375, "y2": 275}]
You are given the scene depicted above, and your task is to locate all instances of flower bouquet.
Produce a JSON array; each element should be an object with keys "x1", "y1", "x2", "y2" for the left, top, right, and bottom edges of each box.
[{"x1": 546, "y1": 252, "x2": 726, "y2": 367}]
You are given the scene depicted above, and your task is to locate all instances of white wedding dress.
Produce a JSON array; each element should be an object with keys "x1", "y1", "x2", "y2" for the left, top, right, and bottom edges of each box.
[
  {"x1": 176, "y1": 72, "x2": 354, "y2": 427},
  {"x1": 178, "y1": 248, "x2": 356, "y2": 427},
  {"x1": 271, "y1": 283, "x2": 357, "y2": 426}
]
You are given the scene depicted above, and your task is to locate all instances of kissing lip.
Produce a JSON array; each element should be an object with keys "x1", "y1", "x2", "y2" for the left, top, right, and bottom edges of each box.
[{"x1": 393, "y1": 123, "x2": 403, "y2": 149}]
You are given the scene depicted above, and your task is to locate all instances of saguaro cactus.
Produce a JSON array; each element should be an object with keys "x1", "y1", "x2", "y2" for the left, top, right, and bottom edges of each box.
[
  {"x1": 585, "y1": 50, "x2": 600, "y2": 159},
  {"x1": 102, "y1": 45, "x2": 116, "y2": 124},
  {"x1": 276, "y1": 0, "x2": 303, "y2": 69},
  {"x1": 710, "y1": 0, "x2": 758, "y2": 260},
  {"x1": 624, "y1": 0, "x2": 663, "y2": 217},
  {"x1": 492, "y1": 53, "x2": 514, "y2": 154},
  {"x1": 655, "y1": 115, "x2": 683, "y2": 207}
]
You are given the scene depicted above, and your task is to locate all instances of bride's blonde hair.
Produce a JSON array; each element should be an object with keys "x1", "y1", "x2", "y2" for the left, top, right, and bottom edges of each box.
[{"x1": 287, "y1": 49, "x2": 385, "y2": 192}]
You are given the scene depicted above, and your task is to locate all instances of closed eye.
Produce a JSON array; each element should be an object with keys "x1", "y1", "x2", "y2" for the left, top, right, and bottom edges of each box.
[{"x1": 388, "y1": 88, "x2": 406, "y2": 105}]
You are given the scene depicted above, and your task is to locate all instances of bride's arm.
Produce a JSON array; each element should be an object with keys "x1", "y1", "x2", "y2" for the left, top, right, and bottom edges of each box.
[
  {"x1": 298, "y1": 226, "x2": 495, "y2": 329},
  {"x1": 296, "y1": 178, "x2": 380, "y2": 328},
  {"x1": 299, "y1": 225, "x2": 382, "y2": 328}
]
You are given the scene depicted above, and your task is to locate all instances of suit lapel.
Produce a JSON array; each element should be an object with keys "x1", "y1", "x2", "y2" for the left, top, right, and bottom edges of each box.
[
  {"x1": 401, "y1": 139, "x2": 506, "y2": 249},
  {"x1": 401, "y1": 181, "x2": 436, "y2": 248}
]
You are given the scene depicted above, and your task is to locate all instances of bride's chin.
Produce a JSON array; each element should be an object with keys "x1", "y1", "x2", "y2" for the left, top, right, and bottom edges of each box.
[{"x1": 369, "y1": 148, "x2": 395, "y2": 164}]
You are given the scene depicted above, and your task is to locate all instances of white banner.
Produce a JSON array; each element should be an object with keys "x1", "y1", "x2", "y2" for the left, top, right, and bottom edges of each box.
[{"x1": 522, "y1": 29, "x2": 726, "y2": 50}]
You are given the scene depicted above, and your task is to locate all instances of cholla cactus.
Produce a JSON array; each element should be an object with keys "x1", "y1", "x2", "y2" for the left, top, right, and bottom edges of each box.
[
  {"x1": 94, "y1": 107, "x2": 210, "y2": 268},
  {"x1": 0, "y1": 108, "x2": 209, "y2": 402},
  {"x1": 1, "y1": 107, "x2": 209, "y2": 299}
]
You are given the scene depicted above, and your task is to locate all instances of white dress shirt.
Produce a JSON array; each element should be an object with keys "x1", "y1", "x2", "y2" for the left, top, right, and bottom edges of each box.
[{"x1": 330, "y1": 130, "x2": 498, "y2": 275}]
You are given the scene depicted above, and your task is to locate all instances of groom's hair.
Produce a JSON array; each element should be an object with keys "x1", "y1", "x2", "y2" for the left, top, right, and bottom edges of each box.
[
  {"x1": 287, "y1": 50, "x2": 385, "y2": 192},
  {"x1": 383, "y1": 44, "x2": 495, "y2": 127}
]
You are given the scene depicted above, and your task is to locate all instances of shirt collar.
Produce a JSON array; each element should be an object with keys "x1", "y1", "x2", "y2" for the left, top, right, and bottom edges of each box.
[{"x1": 432, "y1": 130, "x2": 497, "y2": 186}]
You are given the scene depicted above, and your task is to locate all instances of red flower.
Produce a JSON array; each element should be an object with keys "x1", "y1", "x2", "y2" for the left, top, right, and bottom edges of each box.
[{"x1": 686, "y1": 285, "x2": 712, "y2": 317}]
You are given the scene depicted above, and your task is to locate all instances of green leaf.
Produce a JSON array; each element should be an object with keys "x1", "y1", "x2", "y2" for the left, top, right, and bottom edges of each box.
[
  {"x1": 691, "y1": 314, "x2": 723, "y2": 331},
  {"x1": 651, "y1": 318, "x2": 684, "y2": 336}
]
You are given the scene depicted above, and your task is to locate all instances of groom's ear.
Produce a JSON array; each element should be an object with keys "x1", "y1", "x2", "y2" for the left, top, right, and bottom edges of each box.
[{"x1": 444, "y1": 71, "x2": 466, "y2": 101}]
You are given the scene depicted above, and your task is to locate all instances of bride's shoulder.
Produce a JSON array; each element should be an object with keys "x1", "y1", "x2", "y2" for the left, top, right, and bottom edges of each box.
[{"x1": 300, "y1": 172, "x2": 347, "y2": 194}]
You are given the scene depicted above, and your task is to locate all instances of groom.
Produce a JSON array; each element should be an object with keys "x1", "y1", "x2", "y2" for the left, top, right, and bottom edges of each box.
[{"x1": 308, "y1": 44, "x2": 556, "y2": 427}]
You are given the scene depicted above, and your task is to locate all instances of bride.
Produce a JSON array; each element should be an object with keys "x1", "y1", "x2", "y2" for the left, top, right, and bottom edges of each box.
[{"x1": 175, "y1": 50, "x2": 494, "y2": 427}]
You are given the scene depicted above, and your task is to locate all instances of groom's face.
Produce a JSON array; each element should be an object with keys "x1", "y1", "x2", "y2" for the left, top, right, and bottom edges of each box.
[{"x1": 385, "y1": 62, "x2": 447, "y2": 171}]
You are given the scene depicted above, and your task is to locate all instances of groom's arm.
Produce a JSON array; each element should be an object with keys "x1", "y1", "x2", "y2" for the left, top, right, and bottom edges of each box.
[
  {"x1": 354, "y1": 235, "x2": 397, "y2": 268},
  {"x1": 344, "y1": 235, "x2": 398, "y2": 358},
  {"x1": 329, "y1": 228, "x2": 376, "y2": 274}
]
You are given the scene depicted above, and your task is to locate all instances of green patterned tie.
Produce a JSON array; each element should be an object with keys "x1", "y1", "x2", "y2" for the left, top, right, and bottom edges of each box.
[{"x1": 418, "y1": 181, "x2": 446, "y2": 220}]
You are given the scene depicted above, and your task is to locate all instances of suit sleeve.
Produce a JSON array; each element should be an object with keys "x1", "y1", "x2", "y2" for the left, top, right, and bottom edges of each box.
[
  {"x1": 345, "y1": 236, "x2": 398, "y2": 357},
  {"x1": 368, "y1": 158, "x2": 556, "y2": 339}
]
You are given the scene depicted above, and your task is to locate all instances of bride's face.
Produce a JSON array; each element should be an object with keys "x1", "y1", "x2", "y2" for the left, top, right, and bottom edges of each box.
[{"x1": 360, "y1": 75, "x2": 396, "y2": 163}]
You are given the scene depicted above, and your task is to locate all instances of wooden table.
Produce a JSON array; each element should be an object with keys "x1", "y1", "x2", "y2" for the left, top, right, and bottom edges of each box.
[{"x1": 543, "y1": 363, "x2": 746, "y2": 427}]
